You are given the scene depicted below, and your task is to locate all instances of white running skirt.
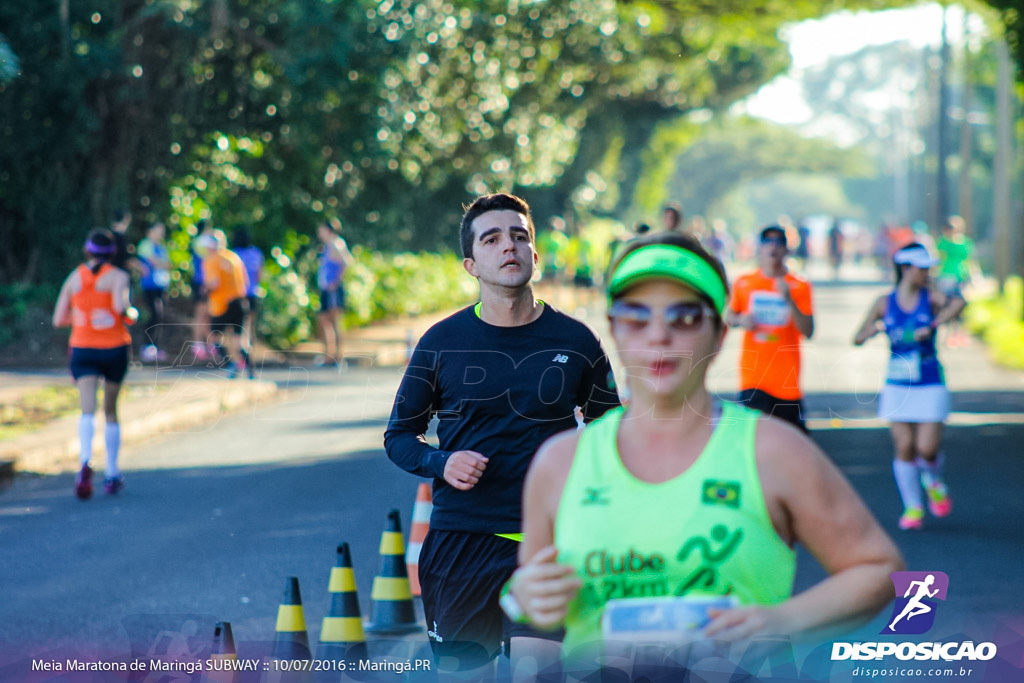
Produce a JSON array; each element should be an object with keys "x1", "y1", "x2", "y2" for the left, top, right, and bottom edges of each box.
[{"x1": 878, "y1": 383, "x2": 950, "y2": 423}]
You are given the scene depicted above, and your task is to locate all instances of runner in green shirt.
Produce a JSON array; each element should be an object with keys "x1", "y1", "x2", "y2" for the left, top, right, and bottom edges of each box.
[
  {"x1": 504, "y1": 232, "x2": 903, "y2": 677},
  {"x1": 936, "y1": 216, "x2": 976, "y2": 348}
]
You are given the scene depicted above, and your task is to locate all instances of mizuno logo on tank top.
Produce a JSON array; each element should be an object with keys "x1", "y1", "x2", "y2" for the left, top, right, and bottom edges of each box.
[{"x1": 554, "y1": 403, "x2": 795, "y2": 651}]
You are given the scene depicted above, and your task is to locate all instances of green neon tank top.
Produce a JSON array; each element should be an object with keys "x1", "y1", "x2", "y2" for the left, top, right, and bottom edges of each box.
[{"x1": 554, "y1": 402, "x2": 796, "y2": 654}]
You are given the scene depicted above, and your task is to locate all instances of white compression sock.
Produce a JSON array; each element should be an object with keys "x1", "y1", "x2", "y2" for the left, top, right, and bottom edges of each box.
[
  {"x1": 893, "y1": 459, "x2": 923, "y2": 511},
  {"x1": 104, "y1": 423, "x2": 121, "y2": 478},
  {"x1": 78, "y1": 414, "x2": 95, "y2": 466},
  {"x1": 916, "y1": 452, "x2": 945, "y2": 488}
]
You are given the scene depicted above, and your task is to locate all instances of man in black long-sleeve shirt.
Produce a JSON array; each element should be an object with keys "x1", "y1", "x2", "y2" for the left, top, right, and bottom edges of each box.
[
  {"x1": 109, "y1": 208, "x2": 134, "y2": 274},
  {"x1": 384, "y1": 193, "x2": 619, "y2": 676}
]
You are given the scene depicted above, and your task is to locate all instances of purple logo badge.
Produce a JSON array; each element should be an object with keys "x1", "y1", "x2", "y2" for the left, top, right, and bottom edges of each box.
[{"x1": 883, "y1": 571, "x2": 949, "y2": 635}]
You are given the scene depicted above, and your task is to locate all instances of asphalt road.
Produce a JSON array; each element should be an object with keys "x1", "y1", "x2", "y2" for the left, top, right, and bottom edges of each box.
[{"x1": 1, "y1": 275, "x2": 1023, "y2": 682}]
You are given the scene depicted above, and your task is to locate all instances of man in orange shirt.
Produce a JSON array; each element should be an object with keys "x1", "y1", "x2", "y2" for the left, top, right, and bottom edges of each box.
[
  {"x1": 728, "y1": 225, "x2": 815, "y2": 431},
  {"x1": 202, "y1": 230, "x2": 252, "y2": 378}
]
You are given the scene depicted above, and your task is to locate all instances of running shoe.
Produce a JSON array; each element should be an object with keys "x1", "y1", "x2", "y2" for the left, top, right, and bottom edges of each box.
[
  {"x1": 141, "y1": 345, "x2": 158, "y2": 363},
  {"x1": 925, "y1": 481, "x2": 952, "y2": 517},
  {"x1": 225, "y1": 362, "x2": 239, "y2": 379},
  {"x1": 898, "y1": 507, "x2": 924, "y2": 530},
  {"x1": 104, "y1": 475, "x2": 125, "y2": 495},
  {"x1": 75, "y1": 464, "x2": 93, "y2": 500}
]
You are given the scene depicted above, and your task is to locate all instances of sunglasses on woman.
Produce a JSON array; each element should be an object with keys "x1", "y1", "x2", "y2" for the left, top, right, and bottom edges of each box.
[{"x1": 608, "y1": 300, "x2": 715, "y2": 333}]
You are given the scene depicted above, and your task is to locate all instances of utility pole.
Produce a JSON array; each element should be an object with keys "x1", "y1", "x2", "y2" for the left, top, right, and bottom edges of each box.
[
  {"x1": 957, "y1": 12, "x2": 973, "y2": 238},
  {"x1": 993, "y1": 40, "x2": 1012, "y2": 293},
  {"x1": 936, "y1": 6, "x2": 952, "y2": 231}
]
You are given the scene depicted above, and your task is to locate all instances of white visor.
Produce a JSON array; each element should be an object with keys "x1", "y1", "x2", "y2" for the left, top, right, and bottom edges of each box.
[{"x1": 894, "y1": 247, "x2": 937, "y2": 269}]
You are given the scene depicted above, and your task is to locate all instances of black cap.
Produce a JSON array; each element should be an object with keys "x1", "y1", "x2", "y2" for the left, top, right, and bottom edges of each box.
[{"x1": 759, "y1": 225, "x2": 786, "y2": 242}]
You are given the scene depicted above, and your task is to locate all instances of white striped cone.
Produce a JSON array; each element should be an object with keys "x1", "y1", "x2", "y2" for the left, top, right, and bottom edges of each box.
[{"x1": 405, "y1": 483, "x2": 432, "y2": 597}]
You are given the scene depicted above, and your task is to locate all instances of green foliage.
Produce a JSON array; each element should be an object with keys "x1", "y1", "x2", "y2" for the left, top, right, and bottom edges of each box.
[
  {"x1": 341, "y1": 249, "x2": 478, "y2": 327},
  {"x1": 3, "y1": 0, "x2": 1022, "y2": 318},
  {"x1": 985, "y1": 0, "x2": 1024, "y2": 79},
  {"x1": 0, "y1": 283, "x2": 32, "y2": 349},
  {"x1": 0, "y1": 283, "x2": 61, "y2": 352},
  {"x1": 717, "y1": 173, "x2": 866, "y2": 231},
  {"x1": 666, "y1": 116, "x2": 871, "y2": 222},
  {"x1": 258, "y1": 231, "x2": 318, "y2": 350},
  {"x1": 0, "y1": 0, "x2": 823, "y2": 289},
  {"x1": 964, "y1": 277, "x2": 1024, "y2": 370},
  {"x1": 253, "y1": 237, "x2": 477, "y2": 350},
  {"x1": 634, "y1": 116, "x2": 704, "y2": 218}
]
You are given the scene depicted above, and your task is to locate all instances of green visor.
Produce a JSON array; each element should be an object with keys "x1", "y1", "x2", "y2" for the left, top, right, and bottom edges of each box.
[{"x1": 607, "y1": 244, "x2": 727, "y2": 316}]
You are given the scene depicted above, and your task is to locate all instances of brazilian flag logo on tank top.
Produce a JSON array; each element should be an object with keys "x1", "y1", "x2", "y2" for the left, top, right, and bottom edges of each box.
[{"x1": 702, "y1": 480, "x2": 741, "y2": 508}]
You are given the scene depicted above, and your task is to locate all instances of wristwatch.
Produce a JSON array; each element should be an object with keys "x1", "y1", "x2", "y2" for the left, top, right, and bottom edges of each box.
[{"x1": 499, "y1": 583, "x2": 529, "y2": 624}]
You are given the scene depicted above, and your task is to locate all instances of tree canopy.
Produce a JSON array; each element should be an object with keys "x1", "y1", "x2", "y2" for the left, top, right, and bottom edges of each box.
[{"x1": 0, "y1": 0, "x2": 1015, "y2": 287}]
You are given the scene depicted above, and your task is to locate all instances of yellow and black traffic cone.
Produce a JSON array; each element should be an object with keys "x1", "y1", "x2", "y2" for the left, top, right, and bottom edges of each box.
[
  {"x1": 317, "y1": 543, "x2": 367, "y2": 663},
  {"x1": 406, "y1": 483, "x2": 432, "y2": 598},
  {"x1": 365, "y1": 509, "x2": 421, "y2": 634},
  {"x1": 272, "y1": 576, "x2": 312, "y2": 661},
  {"x1": 201, "y1": 621, "x2": 239, "y2": 683}
]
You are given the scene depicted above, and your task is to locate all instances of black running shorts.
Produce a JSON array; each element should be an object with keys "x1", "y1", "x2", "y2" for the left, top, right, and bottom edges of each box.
[
  {"x1": 418, "y1": 528, "x2": 563, "y2": 672},
  {"x1": 69, "y1": 345, "x2": 130, "y2": 383},
  {"x1": 738, "y1": 388, "x2": 808, "y2": 432},
  {"x1": 319, "y1": 286, "x2": 346, "y2": 313},
  {"x1": 210, "y1": 298, "x2": 248, "y2": 333}
]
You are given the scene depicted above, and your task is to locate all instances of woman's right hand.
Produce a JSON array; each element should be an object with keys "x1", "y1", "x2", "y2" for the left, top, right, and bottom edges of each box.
[{"x1": 510, "y1": 546, "x2": 582, "y2": 630}]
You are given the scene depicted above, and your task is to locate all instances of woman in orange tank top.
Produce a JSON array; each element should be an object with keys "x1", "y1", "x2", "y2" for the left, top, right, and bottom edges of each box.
[{"x1": 52, "y1": 229, "x2": 138, "y2": 500}]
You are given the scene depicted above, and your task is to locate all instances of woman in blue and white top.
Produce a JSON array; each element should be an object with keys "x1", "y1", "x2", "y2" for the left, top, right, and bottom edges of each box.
[
  {"x1": 315, "y1": 218, "x2": 353, "y2": 367},
  {"x1": 136, "y1": 221, "x2": 172, "y2": 362},
  {"x1": 853, "y1": 242, "x2": 965, "y2": 530}
]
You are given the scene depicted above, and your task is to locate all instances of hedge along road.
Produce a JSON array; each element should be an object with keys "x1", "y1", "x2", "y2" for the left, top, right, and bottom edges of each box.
[{"x1": 0, "y1": 273, "x2": 1022, "y2": 680}]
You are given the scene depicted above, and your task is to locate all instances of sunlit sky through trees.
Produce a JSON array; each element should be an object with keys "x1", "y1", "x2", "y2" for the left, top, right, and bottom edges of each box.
[{"x1": 737, "y1": 3, "x2": 988, "y2": 144}]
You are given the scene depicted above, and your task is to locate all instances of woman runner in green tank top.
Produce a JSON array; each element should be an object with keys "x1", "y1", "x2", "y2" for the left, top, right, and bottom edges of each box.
[{"x1": 504, "y1": 233, "x2": 903, "y2": 677}]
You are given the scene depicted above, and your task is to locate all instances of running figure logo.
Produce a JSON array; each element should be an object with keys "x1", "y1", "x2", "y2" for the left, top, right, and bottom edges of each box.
[{"x1": 884, "y1": 571, "x2": 949, "y2": 635}]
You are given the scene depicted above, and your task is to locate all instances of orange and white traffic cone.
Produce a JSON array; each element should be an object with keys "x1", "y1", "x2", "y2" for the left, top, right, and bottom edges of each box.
[{"x1": 405, "y1": 483, "x2": 432, "y2": 597}]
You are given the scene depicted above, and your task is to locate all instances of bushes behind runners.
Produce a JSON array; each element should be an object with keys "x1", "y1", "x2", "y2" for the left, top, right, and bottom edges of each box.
[
  {"x1": 257, "y1": 244, "x2": 476, "y2": 350},
  {"x1": 0, "y1": 247, "x2": 476, "y2": 361},
  {"x1": 965, "y1": 276, "x2": 1024, "y2": 370}
]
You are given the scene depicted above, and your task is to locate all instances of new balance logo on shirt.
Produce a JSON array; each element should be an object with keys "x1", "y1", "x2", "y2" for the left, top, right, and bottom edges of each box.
[{"x1": 552, "y1": 354, "x2": 569, "y2": 363}]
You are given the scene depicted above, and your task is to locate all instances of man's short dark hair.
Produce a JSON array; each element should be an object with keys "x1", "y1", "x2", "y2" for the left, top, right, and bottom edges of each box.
[
  {"x1": 759, "y1": 225, "x2": 787, "y2": 242},
  {"x1": 459, "y1": 193, "x2": 535, "y2": 260},
  {"x1": 662, "y1": 202, "x2": 684, "y2": 230}
]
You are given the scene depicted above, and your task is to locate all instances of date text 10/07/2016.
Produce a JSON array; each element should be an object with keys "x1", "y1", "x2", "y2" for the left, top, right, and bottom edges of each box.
[
  {"x1": 268, "y1": 659, "x2": 433, "y2": 674},
  {"x1": 32, "y1": 658, "x2": 433, "y2": 675}
]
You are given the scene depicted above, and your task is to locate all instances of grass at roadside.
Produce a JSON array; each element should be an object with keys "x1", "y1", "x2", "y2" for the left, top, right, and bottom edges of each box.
[
  {"x1": 0, "y1": 384, "x2": 165, "y2": 442},
  {"x1": 965, "y1": 276, "x2": 1024, "y2": 370}
]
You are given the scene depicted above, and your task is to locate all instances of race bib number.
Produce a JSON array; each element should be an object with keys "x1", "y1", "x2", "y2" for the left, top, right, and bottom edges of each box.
[
  {"x1": 887, "y1": 351, "x2": 922, "y2": 383},
  {"x1": 749, "y1": 291, "x2": 790, "y2": 328},
  {"x1": 90, "y1": 309, "x2": 116, "y2": 330},
  {"x1": 601, "y1": 596, "x2": 737, "y2": 643}
]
